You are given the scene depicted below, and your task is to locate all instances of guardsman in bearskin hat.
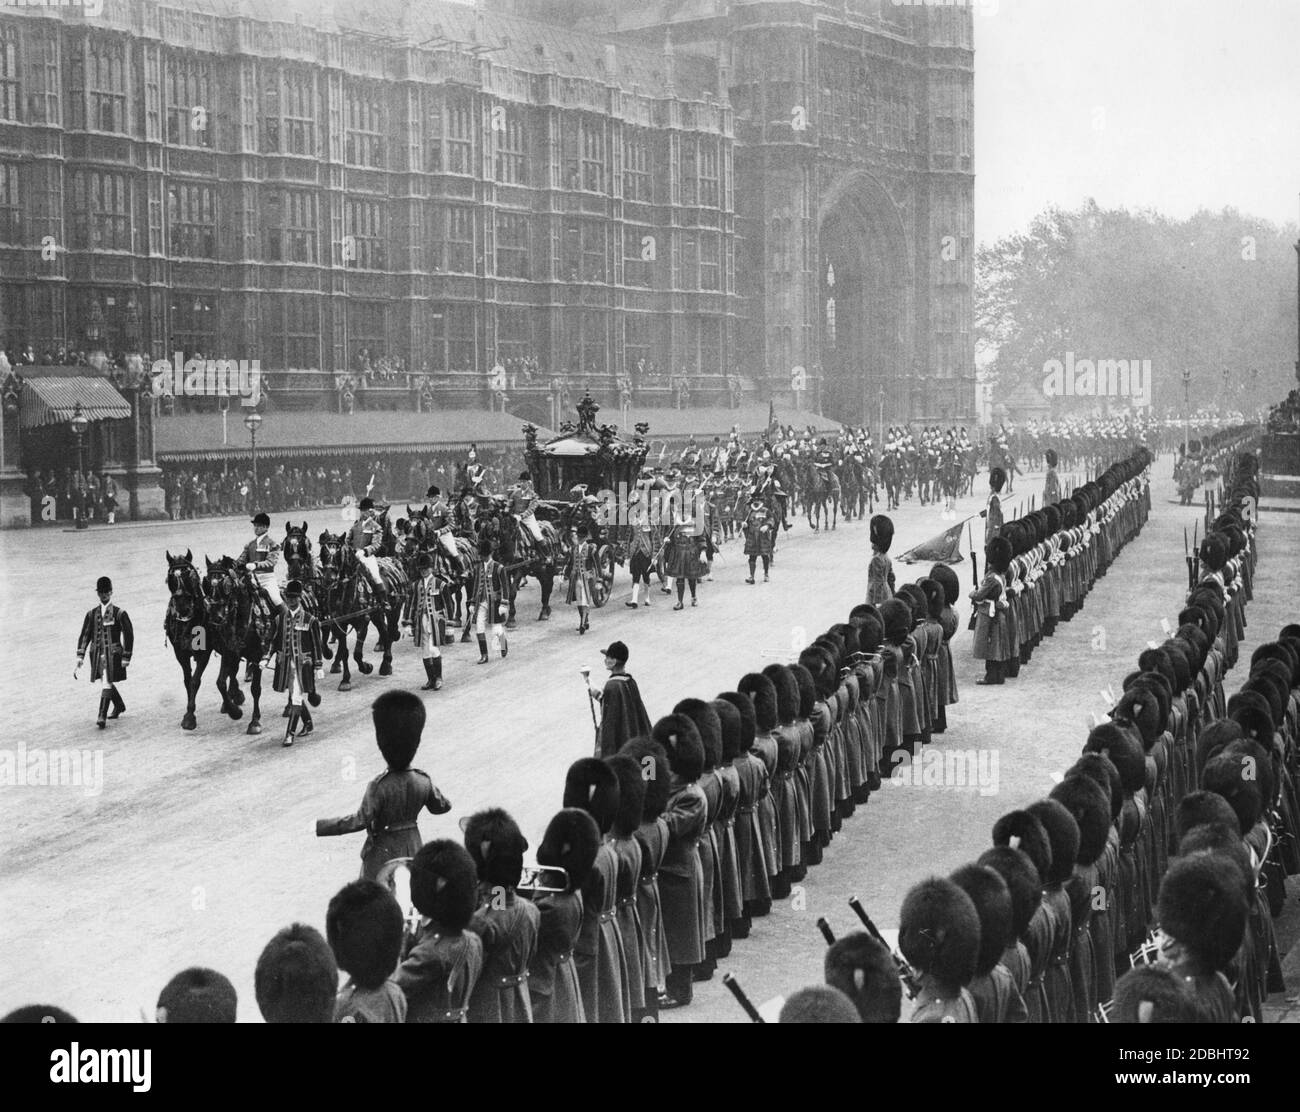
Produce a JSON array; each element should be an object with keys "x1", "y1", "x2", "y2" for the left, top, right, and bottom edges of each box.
[
  {"x1": 1154, "y1": 853, "x2": 1247, "y2": 1021},
  {"x1": 620, "y1": 737, "x2": 674, "y2": 1020},
  {"x1": 412, "y1": 553, "x2": 446, "y2": 691},
  {"x1": 347, "y1": 498, "x2": 391, "y2": 602},
  {"x1": 472, "y1": 537, "x2": 510, "y2": 663},
  {"x1": 971, "y1": 536, "x2": 1012, "y2": 685},
  {"x1": 463, "y1": 808, "x2": 540, "y2": 1023},
  {"x1": 325, "y1": 879, "x2": 408, "y2": 1022},
  {"x1": 866, "y1": 514, "x2": 895, "y2": 605},
  {"x1": 76, "y1": 575, "x2": 134, "y2": 728},
  {"x1": 530, "y1": 808, "x2": 600, "y2": 1023},
  {"x1": 563, "y1": 757, "x2": 631, "y2": 1022},
  {"x1": 950, "y1": 863, "x2": 1028, "y2": 1023},
  {"x1": 316, "y1": 690, "x2": 452, "y2": 880},
  {"x1": 824, "y1": 932, "x2": 903, "y2": 1023},
  {"x1": 266, "y1": 579, "x2": 324, "y2": 746},
  {"x1": 1043, "y1": 448, "x2": 1061, "y2": 506},
  {"x1": 982, "y1": 467, "x2": 1006, "y2": 542},
  {"x1": 1110, "y1": 964, "x2": 1198, "y2": 1023},
  {"x1": 899, "y1": 877, "x2": 981, "y2": 1022},
  {"x1": 742, "y1": 498, "x2": 774, "y2": 583},
  {"x1": 652, "y1": 714, "x2": 709, "y2": 1008},
  {"x1": 394, "y1": 840, "x2": 484, "y2": 1023},
  {"x1": 604, "y1": 754, "x2": 649, "y2": 1021},
  {"x1": 241, "y1": 511, "x2": 282, "y2": 607}
]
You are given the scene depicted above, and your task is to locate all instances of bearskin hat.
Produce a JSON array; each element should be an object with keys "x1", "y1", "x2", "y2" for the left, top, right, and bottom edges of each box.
[
  {"x1": 409, "y1": 840, "x2": 479, "y2": 931},
  {"x1": 1174, "y1": 790, "x2": 1241, "y2": 844},
  {"x1": 824, "y1": 933, "x2": 902, "y2": 1024},
  {"x1": 1198, "y1": 534, "x2": 1228, "y2": 572},
  {"x1": 798, "y1": 648, "x2": 839, "y2": 702},
  {"x1": 537, "y1": 808, "x2": 601, "y2": 892},
  {"x1": 325, "y1": 879, "x2": 404, "y2": 991},
  {"x1": 1159, "y1": 639, "x2": 1194, "y2": 693},
  {"x1": 738, "y1": 672, "x2": 779, "y2": 734},
  {"x1": 761, "y1": 664, "x2": 801, "y2": 726},
  {"x1": 715, "y1": 691, "x2": 757, "y2": 754},
  {"x1": 1082, "y1": 722, "x2": 1146, "y2": 795},
  {"x1": 1176, "y1": 824, "x2": 1253, "y2": 903},
  {"x1": 1196, "y1": 719, "x2": 1243, "y2": 779},
  {"x1": 929, "y1": 564, "x2": 961, "y2": 607},
  {"x1": 1069, "y1": 752, "x2": 1123, "y2": 822},
  {"x1": 1111, "y1": 966, "x2": 1197, "y2": 1024},
  {"x1": 712, "y1": 698, "x2": 743, "y2": 763},
  {"x1": 1137, "y1": 647, "x2": 1177, "y2": 694},
  {"x1": 1228, "y1": 693, "x2": 1275, "y2": 748},
  {"x1": 877, "y1": 599, "x2": 912, "y2": 645},
  {"x1": 830, "y1": 622, "x2": 862, "y2": 659},
  {"x1": 949, "y1": 864, "x2": 1014, "y2": 978},
  {"x1": 1156, "y1": 854, "x2": 1248, "y2": 974},
  {"x1": 1112, "y1": 686, "x2": 1162, "y2": 751},
  {"x1": 869, "y1": 514, "x2": 894, "y2": 552},
  {"x1": 1177, "y1": 623, "x2": 1211, "y2": 673},
  {"x1": 856, "y1": 613, "x2": 885, "y2": 654},
  {"x1": 563, "y1": 757, "x2": 621, "y2": 834},
  {"x1": 372, "y1": 690, "x2": 426, "y2": 772},
  {"x1": 991, "y1": 810, "x2": 1052, "y2": 884},
  {"x1": 463, "y1": 808, "x2": 528, "y2": 890},
  {"x1": 1201, "y1": 753, "x2": 1262, "y2": 834},
  {"x1": 1049, "y1": 775, "x2": 1111, "y2": 866},
  {"x1": 917, "y1": 578, "x2": 945, "y2": 621},
  {"x1": 651, "y1": 713, "x2": 705, "y2": 783},
  {"x1": 605, "y1": 754, "x2": 648, "y2": 838},
  {"x1": 778, "y1": 985, "x2": 861, "y2": 1024},
  {"x1": 1044, "y1": 448, "x2": 1058, "y2": 468},
  {"x1": 1225, "y1": 738, "x2": 1275, "y2": 814},
  {"x1": 673, "y1": 697, "x2": 723, "y2": 771},
  {"x1": 989, "y1": 467, "x2": 1006, "y2": 493},
  {"x1": 254, "y1": 924, "x2": 337, "y2": 1024},
  {"x1": 156, "y1": 967, "x2": 238, "y2": 1025},
  {"x1": 1043, "y1": 503, "x2": 1062, "y2": 533},
  {"x1": 977, "y1": 846, "x2": 1042, "y2": 941},
  {"x1": 1251, "y1": 640, "x2": 1300, "y2": 684},
  {"x1": 894, "y1": 584, "x2": 927, "y2": 625},
  {"x1": 898, "y1": 877, "x2": 981, "y2": 991},
  {"x1": 815, "y1": 631, "x2": 846, "y2": 667},
  {"x1": 985, "y1": 535, "x2": 1012, "y2": 574},
  {"x1": 789, "y1": 665, "x2": 817, "y2": 720},
  {"x1": 1026, "y1": 799, "x2": 1079, "y2": 887},
  {"x1": 619, "y1": 738, "x2": 671, "y2": 820}
]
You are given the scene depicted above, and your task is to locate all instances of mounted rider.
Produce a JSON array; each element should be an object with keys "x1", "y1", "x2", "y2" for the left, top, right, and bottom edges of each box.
[
  {"x1": 506, "y1": 470, "x2": 546, "y2": 543},
  {"x1": 242, "y1": 511, "x2": 282, "y2": 608},
  {"x1": 751, "y1": 456, "x2": 790, "y2": 531},
  {"x1": 348, "y1": 497, "x2": 391, "y2": 602}
]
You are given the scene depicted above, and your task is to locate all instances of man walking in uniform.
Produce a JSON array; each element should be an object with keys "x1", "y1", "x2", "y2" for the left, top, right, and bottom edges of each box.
[
  {"x1": 412, "y1": 553, "x2": 445, "y2": 691},
  {"x1": 75, "y1": 576, "x2": 134, "y2": 728},
  {"x1": 472, "y1": 538, "x2": 510, "y2": 664}
]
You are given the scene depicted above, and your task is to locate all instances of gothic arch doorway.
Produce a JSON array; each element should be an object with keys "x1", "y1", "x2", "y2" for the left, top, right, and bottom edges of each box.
[{"x1": 817, "y1": 173, "x2": 911, "y2": 426}]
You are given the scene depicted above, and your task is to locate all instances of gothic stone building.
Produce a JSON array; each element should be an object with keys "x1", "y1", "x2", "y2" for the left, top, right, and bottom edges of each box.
[{"x1": 0, "y1": 0, "x2": 974, "y2": 427}]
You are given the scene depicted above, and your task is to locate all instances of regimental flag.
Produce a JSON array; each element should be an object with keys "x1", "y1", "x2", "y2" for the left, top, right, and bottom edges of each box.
[{"x1": 898, "y1": 520, "x2": 966, "y2": 565}]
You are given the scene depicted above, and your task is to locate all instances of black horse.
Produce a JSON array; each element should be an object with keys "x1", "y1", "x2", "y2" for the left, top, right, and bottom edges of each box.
[
  {"x1": 164, "y1": 550, "x2": 216, "y2": 731},
  {"x1": 317, "y1": 531, "x2": 403, "y2": 688},
  {"x1": 202, "y1": 556, "x2": 275, "y2": 735}
]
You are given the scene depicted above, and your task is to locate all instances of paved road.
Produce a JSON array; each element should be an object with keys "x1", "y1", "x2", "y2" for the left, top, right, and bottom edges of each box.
[{"x1": 4, "y1": 458, "x2": 1283, "y2": 1023}]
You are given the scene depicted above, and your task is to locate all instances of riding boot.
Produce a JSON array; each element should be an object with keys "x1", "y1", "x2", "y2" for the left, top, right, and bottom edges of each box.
[
  {"x1": 282, "y1": 701, "x2": 292, "y2": 717},
  {"x1": 476, "y1": 634, "x2": 489, "y2": 664},
  {"x1": 421, "y1": 659, "x2": 438, "y2": 690},
  {"x1": 96, "y1": 692, "x2": 111, "y2": 729},
  {"x1": 499, "y1": 632, "x2": 508, "y2": 659},
  {"x1": 297, "y1": 707, "x2": 314, "y2": 738},
  {"x1": 283, "y1": 708, "x2": 299, "y2": 747},
  {"x1": 109, "y1": 686, "x2": 125, "y2": 718}
]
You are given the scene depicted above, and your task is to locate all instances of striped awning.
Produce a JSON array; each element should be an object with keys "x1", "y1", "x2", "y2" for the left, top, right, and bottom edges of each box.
[{"x1": 20, "y1": 377, "x2": 133, "y2": 429}]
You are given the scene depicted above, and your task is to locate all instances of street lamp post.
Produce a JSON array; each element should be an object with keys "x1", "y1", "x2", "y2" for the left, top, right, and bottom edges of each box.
[
  {"x1": 70, "y1": 401, "x2": 90, "y2": 530},
  {"x1": 1181, "y1": 369, "x2": 1191, "y2": 457},
  {"x1": 244, "y1": 410, "x2": 263, "y2": 497}
]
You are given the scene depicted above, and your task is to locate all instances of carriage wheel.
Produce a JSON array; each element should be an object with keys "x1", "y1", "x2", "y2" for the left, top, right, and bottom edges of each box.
[{"x1": 591, "y1": 545, "x2": 615, "y2": 608}]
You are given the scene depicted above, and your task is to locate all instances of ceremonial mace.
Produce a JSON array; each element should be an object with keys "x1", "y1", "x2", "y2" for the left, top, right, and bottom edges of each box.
[{"x1": 580, "y1": 666, "x2": 600, "y2": 755}]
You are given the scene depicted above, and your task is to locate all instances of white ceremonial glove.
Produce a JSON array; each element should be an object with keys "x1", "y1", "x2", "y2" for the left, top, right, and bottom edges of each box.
[{"x1": 246, "y1": 562, "x2": 257, "y2": 571}]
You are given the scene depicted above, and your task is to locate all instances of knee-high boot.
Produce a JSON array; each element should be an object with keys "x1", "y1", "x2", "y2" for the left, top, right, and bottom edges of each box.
[
  {"x1": 96, "y1": 691, "x2": 111, "y2": 728},
  {"x1": 476, "y1": 634, "x2": 489, "y2": 663},
  {"x1": 283, "y1": 707, "x2": 300, "y2": 747}
]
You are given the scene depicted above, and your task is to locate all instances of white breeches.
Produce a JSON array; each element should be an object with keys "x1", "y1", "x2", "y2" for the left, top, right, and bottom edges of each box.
[
  {"x1": 474, "y1": 601, "x2": 504, "y2": 638},
  {"x1": 254, "y1": 573, "x2": 282, "y2": 607}
]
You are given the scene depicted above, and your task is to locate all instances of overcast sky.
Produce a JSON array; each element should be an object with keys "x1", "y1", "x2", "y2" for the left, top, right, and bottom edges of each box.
[{"x1": 973, "y1": 0, "x2": 1300, "y2": 246}]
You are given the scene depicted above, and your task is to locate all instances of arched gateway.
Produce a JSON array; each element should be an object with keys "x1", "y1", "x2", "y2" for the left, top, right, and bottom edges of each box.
[{"x1": 816, "y1": 172, "x2": 912, "y2": 428}]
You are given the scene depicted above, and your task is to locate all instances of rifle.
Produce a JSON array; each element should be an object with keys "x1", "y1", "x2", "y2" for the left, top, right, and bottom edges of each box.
[
  {"x1": 848, "y1": 897, "x2": 921, "y2": 1000},
  {"x1": 816, "y1": 917, "x2": 836, "y2": 946},
  {"x1": 722, "y1": 972, "x2": 765, "y2": 1023}
]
